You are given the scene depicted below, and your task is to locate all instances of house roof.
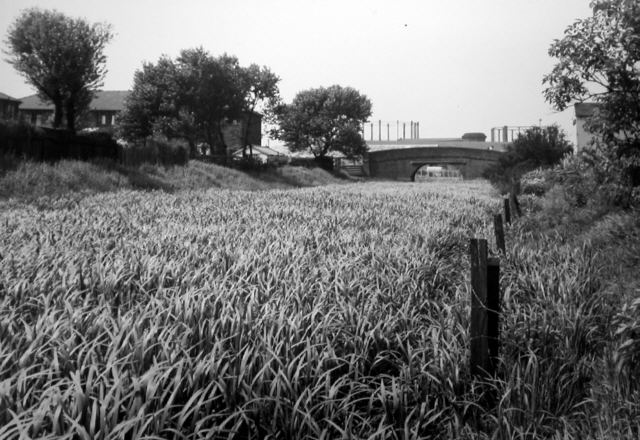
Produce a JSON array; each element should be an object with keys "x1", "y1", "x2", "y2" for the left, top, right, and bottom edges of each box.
[
  {"x1": 18, "y1": 94, "x2": 52, "y2": 110},
  {"x1": 0, "y1": 92, "x2": 21, "y2": 102},
  {"x1": 233, "y1": 145, "x2": 285, "y2": 156},
  {"x1": 19, "y1": 90, "x2": 130, "y2": 112},
  {"x1": 575, "y1": 102, "x2": 600, "y2": 118},
  {"x1": 89, "y1": 90, "x2": 130, "y2": 111}
]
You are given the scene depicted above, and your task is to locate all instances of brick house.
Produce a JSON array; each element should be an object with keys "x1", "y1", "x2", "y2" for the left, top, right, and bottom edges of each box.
[
  {"x1": 18, "y1": 90, "x2": 130, "y2": 129},
  {"x1": 0, "y1": 92, "x2": 21, "y2": 120}
]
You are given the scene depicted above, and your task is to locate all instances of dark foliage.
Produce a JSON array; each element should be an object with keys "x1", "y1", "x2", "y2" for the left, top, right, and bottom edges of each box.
[
  {"x1": 0, "y1": 121, "x2": 188, "y2": 167},
  {"x1": 0, "y1": 121, "x2": 118, "y2": 162},
  {"x1": 543, "y1": 0, "x2": 640, "y2": 205},
  {"x1": 483, "y1": 125, "x2": 573, "y2": 193}
]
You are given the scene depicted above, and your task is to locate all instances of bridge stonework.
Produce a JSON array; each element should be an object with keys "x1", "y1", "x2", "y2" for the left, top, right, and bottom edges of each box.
[{"x1": 364, "y1": 147, "x2": 502, "y2": 181}]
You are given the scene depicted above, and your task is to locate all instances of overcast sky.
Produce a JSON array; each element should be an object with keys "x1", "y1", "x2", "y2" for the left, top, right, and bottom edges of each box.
[{"x1": 0, "y1": 0, "x2": 592, "y2": 143}]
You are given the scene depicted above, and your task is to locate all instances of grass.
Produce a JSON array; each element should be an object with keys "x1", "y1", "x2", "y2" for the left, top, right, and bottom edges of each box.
[
  {"x1": 0, "y1": 158, "x2": 344, "y2": 202},
  {"x1": 0, "y1": 179, "x2": 638, "y2": 438}
]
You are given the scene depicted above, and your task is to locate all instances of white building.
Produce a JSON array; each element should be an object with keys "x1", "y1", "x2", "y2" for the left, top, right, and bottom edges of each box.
[{"x1": 574, "y1": 103, "x2": 600, "y2": 152}]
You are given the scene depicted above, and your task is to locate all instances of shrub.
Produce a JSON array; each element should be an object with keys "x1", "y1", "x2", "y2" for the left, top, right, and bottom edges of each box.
[
  {"x1": 520, "y1": 168, "x2": 553, "y2": 196},
  {"x1": 484, "y1": 125, "x2": 573, "y2": 193},
  {"x1": 118, "y1": 136, "x2": 189, "y2": 167},
  {"x1": 232, "y1": 155, "x2": 271, "y2": 172},
  {"x1": 0, "y1": 120, "x2": 119, "y2": 162}
]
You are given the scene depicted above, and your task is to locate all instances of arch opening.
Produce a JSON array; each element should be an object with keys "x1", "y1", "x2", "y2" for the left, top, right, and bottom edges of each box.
[{"x1": 413, "y1": 164, "x2": 463, "y2": 182}]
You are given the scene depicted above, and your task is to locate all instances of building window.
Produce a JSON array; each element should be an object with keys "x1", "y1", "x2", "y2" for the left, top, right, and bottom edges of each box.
[{"x1": 101, "y1": 114, "x2": 107, "y2": 125}]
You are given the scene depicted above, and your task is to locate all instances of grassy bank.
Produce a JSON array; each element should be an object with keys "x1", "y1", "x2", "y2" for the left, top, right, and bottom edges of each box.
[{"x1": 0, "y1": 157, "x2": 344, "y2": 201}]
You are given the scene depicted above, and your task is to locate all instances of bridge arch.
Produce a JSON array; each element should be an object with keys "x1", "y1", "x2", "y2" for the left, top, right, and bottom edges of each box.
[
  {"x1": 365, "y1": 147, "x2": 502, "y2": 181},
  {"x1": 412, "y1": 163, "x2": 463, "y2": 182}
]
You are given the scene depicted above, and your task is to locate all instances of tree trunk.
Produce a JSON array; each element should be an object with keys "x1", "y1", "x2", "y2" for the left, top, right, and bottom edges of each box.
[
  {"x1": 188, "y1": 139, "x2": 197, "y2": 157},
  {"x1": 65, "y1": 100, "x2": 76, "y2": 134},
  {"x1": 215, "y1": 122, "x2": 228, "y2": 165},
  {"x1": 53, "y1": 101, "x2": 64, "y2": 129}
]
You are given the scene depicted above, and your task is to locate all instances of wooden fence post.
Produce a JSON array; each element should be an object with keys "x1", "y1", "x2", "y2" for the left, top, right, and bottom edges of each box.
[
  {"x1": 509, "y1": 193, "x2": 522, "y2": 217},
  {"x1": 487, "y1": 257, "x2": 500, "y2": 374},
  {"x1": 493, "y1": 214, "x2": 505, "y2": 254},
  {"x1": 469, "y1": 238, "x2": 500, "y2": 379},
  {"x1": 503, "y1": 198, "x2": 511, "y2": 225}
]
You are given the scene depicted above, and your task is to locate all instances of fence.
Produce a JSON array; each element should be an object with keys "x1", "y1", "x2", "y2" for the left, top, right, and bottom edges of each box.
[
  {"x1": 468, "y1": 192, "x2": 522, "y2": 410},
  {"x1": 0, "y1": 125, "x2": 119, "y2": 162},
  {"x1": 0, "y1": 122, "x2": 189, "y2": 167}
]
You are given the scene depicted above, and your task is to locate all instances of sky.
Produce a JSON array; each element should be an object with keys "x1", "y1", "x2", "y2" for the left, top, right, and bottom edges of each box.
[{"x1": 0, "y1": 0, "x2": 593, "y2": 145}]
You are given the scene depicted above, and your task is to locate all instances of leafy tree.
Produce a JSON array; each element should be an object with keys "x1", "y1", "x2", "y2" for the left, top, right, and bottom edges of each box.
[
  {"x1": 118, "y1": 56, "x2": 179, "y2": 141},
  {"x1": 239, "y1": 64, "x2": 280, "y2": 158},
  {"x1": 176, "y1": 49, "x2": 245, "y2": 158},
  {"x1": 119, "y1": 48, "x2": 274, "y2": 160},
  {"x1": 543, "y1": 0, "x2": 640, "y2": 190},
  {"x1": 273, "y1": 85, "x2": 372, "y2": 161},
  {"x1": 6, "y1": 8, "x2": 112, "y2": 133},
  {"x1": 483, "y1": 125, "x2": 573, "y2": 192}
]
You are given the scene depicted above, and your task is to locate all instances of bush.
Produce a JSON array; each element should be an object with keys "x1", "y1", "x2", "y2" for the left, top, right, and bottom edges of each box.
[
  {"x1": 118, "y1": 136, "x2": 189, "y2": 167},
  {"x1": 541, "y1": 144, "x2": 640, "y2": 209},
  {"x1": 520, "y1": 168, "x2": 554, "y2": 196},
  {"x1": 289, "y1": 156, "x2": 335, "y2": 170},
  {"x1": 484, "y1": 125, "x2": 573, "y2": 193},
  {"x1": 232, "y1": 155, "x2": 271, "y2": 172},
  {"x1": 0, "y1": 120, "x2": 119, "y2": 162}
]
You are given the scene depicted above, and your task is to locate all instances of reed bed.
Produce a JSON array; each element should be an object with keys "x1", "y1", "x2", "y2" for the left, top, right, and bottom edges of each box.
[{"x1": 0, "y1": 181, "x2": 637, "y2": 439}]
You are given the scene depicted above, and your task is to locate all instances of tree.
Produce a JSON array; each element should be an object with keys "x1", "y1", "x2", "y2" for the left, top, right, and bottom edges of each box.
[
  {"x1": 483, "y1": 125, "x2": 573, "y2": 192},
  {"x1": 176, "y1": 49, "x2": 245, "y2": 158},
  {"x1": 6, "y1": 8, "x2": 112, "y2": 133},
  {"x1": 543, "y1": 0, "x2": 640, "y2": 188},
  {"x1": 119, "y1": 48, "x2": 271, "y2": 160},
  {"x1": 239, "y1": 64, "x2": 280, "y2": 158},
  {"x1": 118, "y1": 56, "x2": 179, "y2": 141},
  {"x1": 273, "y1": 85, "x2": 372, "y2": 161}
]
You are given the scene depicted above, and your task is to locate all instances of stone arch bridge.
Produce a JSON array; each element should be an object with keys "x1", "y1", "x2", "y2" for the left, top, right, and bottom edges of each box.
[{"x1": 364, "y1": 146, "x2": 503, "y2": 181}]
